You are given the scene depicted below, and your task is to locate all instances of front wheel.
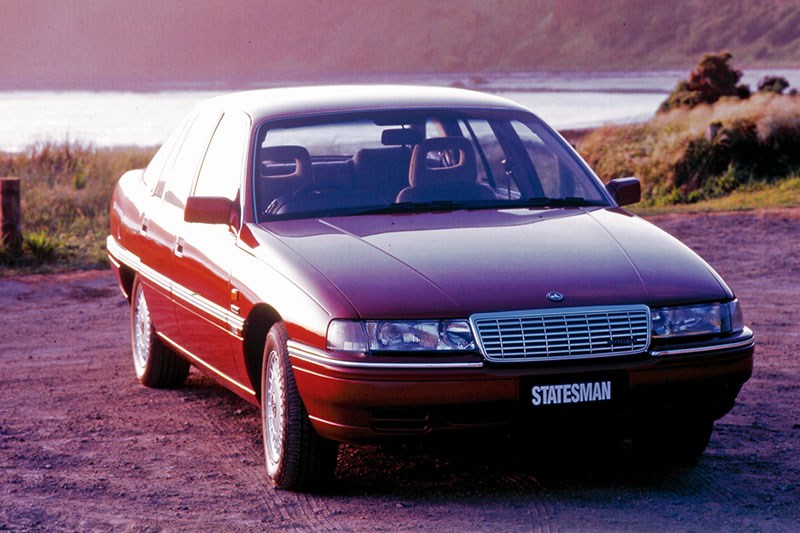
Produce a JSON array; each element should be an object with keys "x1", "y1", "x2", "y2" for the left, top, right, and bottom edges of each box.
[
  {"x1": 261, "y1": 322, "x2": 338, "y2": 490},
  {"x1": 131, "y1": 277, "x2": 189, "y2": 388}
]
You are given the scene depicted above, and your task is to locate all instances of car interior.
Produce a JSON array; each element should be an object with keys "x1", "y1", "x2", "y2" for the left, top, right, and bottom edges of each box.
[{"x1": 255, "y1": 114, "x2": 606, "y2": 220}]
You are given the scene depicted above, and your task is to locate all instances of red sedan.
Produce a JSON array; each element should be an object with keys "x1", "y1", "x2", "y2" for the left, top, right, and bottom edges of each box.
[{"x1": 108, "y1": 86, "x2": 754, "y2": 490}]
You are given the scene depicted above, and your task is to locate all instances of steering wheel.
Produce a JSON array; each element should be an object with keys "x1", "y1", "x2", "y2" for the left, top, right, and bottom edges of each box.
[{"x1": 264, "y1": 184, "x2": 346, "y2": 216}]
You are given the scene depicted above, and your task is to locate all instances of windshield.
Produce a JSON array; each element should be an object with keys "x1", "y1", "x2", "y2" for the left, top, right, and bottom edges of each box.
[{"x1": 253, "y1": 109, "x2": 610, "y2": 222}]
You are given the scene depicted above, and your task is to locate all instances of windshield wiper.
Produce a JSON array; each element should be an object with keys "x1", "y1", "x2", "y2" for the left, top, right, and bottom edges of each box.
[
  {"x1": 520, "y1": 197, "x2": 606, "y2": 207},
  {"x1": 347, "y1": 197, "x2": 605, "y2": 217},
  {"x1": 352, "y1": 201, "x2": 467, "y2": 215}
]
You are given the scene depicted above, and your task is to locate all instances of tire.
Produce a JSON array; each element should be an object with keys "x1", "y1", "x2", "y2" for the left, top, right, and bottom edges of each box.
[
  {"x1": 261, "y1": 322, "x2": 338, "y2": 490},
  {"x1": 130, "y1": 277, "x2": 189, "y2": 388},
  {"x1": 633, "y1": 415, "x2": 714, "y2": 465}
]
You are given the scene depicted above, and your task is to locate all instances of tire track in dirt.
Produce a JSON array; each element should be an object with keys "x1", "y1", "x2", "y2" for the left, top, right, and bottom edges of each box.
[
  {"x1": 497, "y1": 473, "x2": 559, "y2": 532},
  {"x1": 185, "y1": 384, "x2": 561, "y2": 531},
  {"x1": 183, "y1": 382, "x2": 349, "y2": 531}
]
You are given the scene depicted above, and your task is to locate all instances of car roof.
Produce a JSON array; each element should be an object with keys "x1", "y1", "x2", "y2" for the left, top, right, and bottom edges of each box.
[{"x1": 196, "y1": 85, "x2": 530, "y2": 121}]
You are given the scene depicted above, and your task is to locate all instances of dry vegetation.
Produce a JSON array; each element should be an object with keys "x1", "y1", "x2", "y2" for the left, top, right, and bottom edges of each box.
[
  {"x1": 578, "y1": 92, "x2": 800, "y2": 207},
  {"x1": 0, "y1": 143, "x2": 154, "y2": 273}
]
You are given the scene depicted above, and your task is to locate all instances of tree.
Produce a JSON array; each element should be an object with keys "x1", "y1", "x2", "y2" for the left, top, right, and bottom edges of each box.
[{"x1": 659, "y1": 51, "x2": 750, "y2": 112}]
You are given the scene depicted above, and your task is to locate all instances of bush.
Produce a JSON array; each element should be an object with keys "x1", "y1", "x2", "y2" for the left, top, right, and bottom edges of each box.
[
  {"x1": 757, "y1": 76, "x2": 790, "y2": 95},
  {"x1": 674, "y1": 118, "x2": 771, "y2": 198},
  {"x1": 659, "y1": 51, "x2": 750, "y2": 112},
  {"x1": 24, "y1": 231, "x2": 64, "y2": 262}
]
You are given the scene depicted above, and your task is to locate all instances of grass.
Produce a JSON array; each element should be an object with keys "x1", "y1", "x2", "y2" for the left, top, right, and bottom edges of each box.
[
  {"x1": 631, "y1": 175, "x2": 800, "y2": 216},
  {"x1": 0, "y1": 142, "x2": 155, "y2": 276}
]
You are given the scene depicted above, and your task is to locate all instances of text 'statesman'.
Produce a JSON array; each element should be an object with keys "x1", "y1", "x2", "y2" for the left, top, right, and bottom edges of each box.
[{"x1": 531, "y1": 381, "x2": 612, "y2": 406}]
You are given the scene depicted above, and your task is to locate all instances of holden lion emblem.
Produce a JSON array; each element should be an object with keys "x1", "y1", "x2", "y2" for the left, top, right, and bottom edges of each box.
[{"x1": 546, "y1": 291, "x2": 565, "y2": 302}]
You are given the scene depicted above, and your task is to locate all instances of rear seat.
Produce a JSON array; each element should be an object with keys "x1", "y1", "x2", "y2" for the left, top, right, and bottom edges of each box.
[
  {"x1": 258, "y1": 141, "x2": 419, "y2": 216},
  {"x1": 310, "y1": 160, "x2": 355, "y2": 190},
  {"x1": 352, "y1": 146, "x2": 412, "y2": 202}
]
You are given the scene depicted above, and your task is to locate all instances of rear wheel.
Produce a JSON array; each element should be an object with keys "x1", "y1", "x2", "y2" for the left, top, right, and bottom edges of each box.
[
  {"x1": 131, "y1": 278, "x2": 189, "y2": 388},
  {"x1": 634, "y1": 416, "x2": 714, "y2": 465},
  {"x1": 261, "y1": 322, "x2": 338, "y2": 490}
]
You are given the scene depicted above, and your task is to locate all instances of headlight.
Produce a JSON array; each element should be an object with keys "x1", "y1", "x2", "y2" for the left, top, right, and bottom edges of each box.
[
  {"x1": 651, "y1": 300, "x2": 744, "y2": 339},
  {"x1": 327, "y1": 319, "x2": 475, "y2": 353}
]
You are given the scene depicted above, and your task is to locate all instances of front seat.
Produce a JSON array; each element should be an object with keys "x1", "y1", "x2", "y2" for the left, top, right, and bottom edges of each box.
[
  {"x1": 258, "y1": 145, "x2": 313, "y2": 214},
  {"x1": 395, "y1": 137, "x2": 495, "y2": 203}
]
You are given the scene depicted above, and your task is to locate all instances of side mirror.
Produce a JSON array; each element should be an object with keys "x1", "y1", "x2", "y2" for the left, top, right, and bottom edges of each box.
[
  {"x1": 605, "y1": 177, "x2": 641, "y2": 206},
  {"x1": 184, "y1": 196, "x2": 233, "y2": 224}
]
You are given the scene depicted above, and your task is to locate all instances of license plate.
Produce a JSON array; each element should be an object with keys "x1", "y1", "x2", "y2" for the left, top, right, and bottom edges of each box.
[{"x1": 525, "y1": 376, "x2": 625, "y2": 408}]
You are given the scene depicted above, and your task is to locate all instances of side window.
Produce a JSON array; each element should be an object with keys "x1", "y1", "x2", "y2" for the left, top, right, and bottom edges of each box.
[
  {"x1": 194, "y1": 112, "x2": 250, "y2": 200},
  {"x1": 142, "y1": 115, "x2": 191, "y2": 192},
  {"x1": 162, "y1": 110, "x2": 222, "y2": 209}
]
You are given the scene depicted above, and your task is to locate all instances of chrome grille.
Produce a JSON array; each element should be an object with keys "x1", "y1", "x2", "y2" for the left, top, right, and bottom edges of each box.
[{"x1": 471, "y1": 305, "x2": 650, "y2": 362}]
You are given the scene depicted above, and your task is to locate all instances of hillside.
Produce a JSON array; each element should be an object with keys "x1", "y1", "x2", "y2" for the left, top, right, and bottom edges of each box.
[{"x1": 0, "y1": 0, "x2": 798, "y2": 89}]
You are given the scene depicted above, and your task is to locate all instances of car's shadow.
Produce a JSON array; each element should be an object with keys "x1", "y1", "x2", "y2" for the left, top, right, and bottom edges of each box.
[
  {"x1": 332, "y1": 432, "x2": 698, "y2": 497},
  {"x1": 175, "y1": 372, "x2": 727, "y2": 499}
]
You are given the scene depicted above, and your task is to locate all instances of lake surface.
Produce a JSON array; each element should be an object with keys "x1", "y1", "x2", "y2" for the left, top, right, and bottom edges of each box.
[{"x1": 2, "y1": 69, "x2": 798, "y2": 152}]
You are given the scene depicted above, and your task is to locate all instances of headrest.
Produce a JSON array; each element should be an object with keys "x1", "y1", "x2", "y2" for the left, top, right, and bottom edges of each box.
[
  {"x1": 381, "y1": 128, "x2": 422, "y2": 146},
  {"x1": 353, "y1": 146, "x2": 409, "y2": 168},
  {"x1": 408, "y1": 137, "x2": 477, "y2": 187},
  {"x1": 260, "y1": 145, "x2": 311, "y2": 179}
]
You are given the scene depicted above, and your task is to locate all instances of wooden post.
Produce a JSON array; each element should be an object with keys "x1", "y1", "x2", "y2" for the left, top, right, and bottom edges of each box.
[{"x1": 1, "y1": 177, "x2": 22, "y2": 257}]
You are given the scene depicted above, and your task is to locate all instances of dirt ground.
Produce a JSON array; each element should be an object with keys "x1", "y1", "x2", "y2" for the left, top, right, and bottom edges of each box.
[{"x1": 1, "y1": 209, "x2": 799, "y2": 532}]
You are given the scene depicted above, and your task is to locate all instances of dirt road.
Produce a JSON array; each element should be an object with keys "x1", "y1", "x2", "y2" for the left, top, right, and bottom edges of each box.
[{"x1": 1, "y1": 210, "x2": 799, "y2": 532}]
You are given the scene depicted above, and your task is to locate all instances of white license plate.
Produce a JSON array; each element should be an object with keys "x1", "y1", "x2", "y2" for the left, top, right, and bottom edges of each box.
[{"x1": 530, "y1": 380, "x2": 613, "y2": 407}]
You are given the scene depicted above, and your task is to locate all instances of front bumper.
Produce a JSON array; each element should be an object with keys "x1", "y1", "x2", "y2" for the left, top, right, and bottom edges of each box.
[{"x1": 289, "y1": 330, "x2": 754, "y2": 443}]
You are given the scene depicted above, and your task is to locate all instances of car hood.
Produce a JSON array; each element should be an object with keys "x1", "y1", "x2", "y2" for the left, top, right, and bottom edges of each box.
[{"x1": 256, "y1": 208, "x2": 730, "y2": 318}]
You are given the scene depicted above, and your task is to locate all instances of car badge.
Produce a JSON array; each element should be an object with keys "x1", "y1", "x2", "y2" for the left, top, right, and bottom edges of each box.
[{"x1": 546, "y1": 291, "x2": 564, "y2": 302}]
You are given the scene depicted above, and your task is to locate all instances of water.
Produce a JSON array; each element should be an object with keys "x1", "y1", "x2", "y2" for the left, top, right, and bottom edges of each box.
[
  {"x1": 0, "y1": 91, "x2": 216, "y2": 152},
  {"x1": 2, "y1": 69, "x2": 798, "y2": 152}
]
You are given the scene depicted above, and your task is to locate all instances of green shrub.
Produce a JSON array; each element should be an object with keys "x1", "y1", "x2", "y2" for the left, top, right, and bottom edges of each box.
[{"x1": 24, "y1": 230, "x2": 62, "y2": 262}]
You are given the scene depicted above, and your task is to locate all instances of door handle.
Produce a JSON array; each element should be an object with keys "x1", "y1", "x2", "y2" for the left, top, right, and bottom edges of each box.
[
  {"x1": 141, "y1": 217, "x2": 149, "y2": 233},
  {"x1": 174, "y1": 236, "x2": 185, "y2": 257}
]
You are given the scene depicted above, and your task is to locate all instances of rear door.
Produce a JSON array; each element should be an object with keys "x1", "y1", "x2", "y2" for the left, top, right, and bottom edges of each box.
[
  {"x1": 129, "y1": 114, "x2": 193, "y2": 342},
  {"x1": 148, "y1": 109, "x2": 223, "y2": 348}
]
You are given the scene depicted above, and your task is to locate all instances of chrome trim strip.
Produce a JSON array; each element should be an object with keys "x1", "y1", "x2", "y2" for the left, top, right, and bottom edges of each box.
[
  {"x1": 288, "y1": 341, "x2": 484, "y2": 370},
  {"x1": 307, "y1": 414, "x2": 362, "y2": 430},
  {"x1": 107, "y1": 236, "x2": 245, "y2": 336},
  {"x1": 108, "y1": 236, "x2": 172, "y2": 294},
  {"x1": 158, "y1": 332, "x2": 256, "y2": 396},
  {"x1": 171, "y1": 282, "x2": 246, "y2": 335},
  {"x1": 649, "y1": 331, "x2": 755, "y2": 357}
]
